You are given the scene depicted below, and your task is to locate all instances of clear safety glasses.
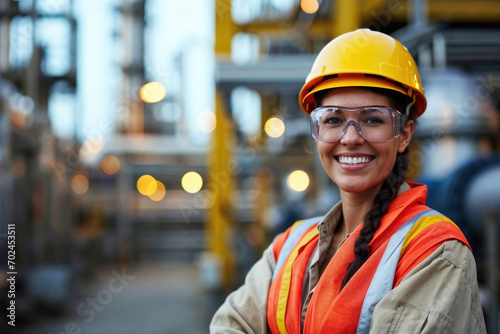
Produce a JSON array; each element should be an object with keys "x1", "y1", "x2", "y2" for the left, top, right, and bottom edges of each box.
[{"x1": 310, "y1": 106, "x2": 406, "y2": 143}]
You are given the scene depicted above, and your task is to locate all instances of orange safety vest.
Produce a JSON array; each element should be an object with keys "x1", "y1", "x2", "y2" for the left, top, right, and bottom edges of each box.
[{"x1": 267, "y1": 182, "x2": 470, "y2": 334}]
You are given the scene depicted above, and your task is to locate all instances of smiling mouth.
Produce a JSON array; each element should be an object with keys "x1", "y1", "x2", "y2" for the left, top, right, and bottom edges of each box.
[{"x1": 337, "y1": 156, "x2": 374, "y2": 165}]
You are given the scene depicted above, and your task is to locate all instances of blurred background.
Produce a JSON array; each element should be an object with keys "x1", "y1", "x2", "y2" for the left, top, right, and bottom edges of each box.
[{"x1": 0, "y1": 0, "x2": 499, "y2": 333}]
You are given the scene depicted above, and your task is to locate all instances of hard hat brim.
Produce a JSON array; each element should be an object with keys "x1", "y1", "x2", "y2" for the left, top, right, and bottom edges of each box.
[{"x1": 300, "y1": 74, "x2": 426, "y2": 117}]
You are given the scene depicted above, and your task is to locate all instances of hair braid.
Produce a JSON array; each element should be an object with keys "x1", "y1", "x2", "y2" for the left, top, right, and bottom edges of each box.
[{"x1": 340, "y1": 151, "x2": 409, "y2": 290}]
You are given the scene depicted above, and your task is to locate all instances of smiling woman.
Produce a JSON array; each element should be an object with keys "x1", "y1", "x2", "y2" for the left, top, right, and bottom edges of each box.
[
  {"x1": 210, "y1": 29, "x2": 486, "y2": 334},
  {"x1": 313, "y1": 87, "x2": 413, "y2": 199}
]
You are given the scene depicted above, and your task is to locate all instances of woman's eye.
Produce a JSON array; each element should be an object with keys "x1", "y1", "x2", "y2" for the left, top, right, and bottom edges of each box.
[
  {"x1": 323, "y1": 117, "x2": 343, "y2": 125},
  {"x1": 365, "y1": 117, "x2": 385, "y2": 125}
]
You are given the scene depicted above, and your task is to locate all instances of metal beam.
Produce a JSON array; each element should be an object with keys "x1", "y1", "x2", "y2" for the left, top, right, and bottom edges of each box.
[
  {"x1": 394, "y1": 0, "x2": 500, "y2": 22},
  {"x1": 238, "y1": 0, "x2": 500, "y2": 41},
  {"x1": 216, "y1": 55, "x2": 314, "y2": 92}
]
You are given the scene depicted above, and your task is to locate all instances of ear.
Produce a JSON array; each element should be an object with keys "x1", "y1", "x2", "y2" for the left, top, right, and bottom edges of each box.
[{"x1": 398, "y1": 120, "x2": 414, "y2": 153}]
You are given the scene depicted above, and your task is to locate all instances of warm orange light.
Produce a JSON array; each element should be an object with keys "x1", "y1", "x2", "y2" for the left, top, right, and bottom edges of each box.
[
  {"x1": 137, "y1": 175, "x2": 157, "y2": 195},
  {"x1": 148, "y1": 181, "x2": 166, "y2": 201},
  {"x1": 146, "y1": 179, "x2": 158, "y2": 195},
  {"x1": 71, "y1": 174, "x2": 89, "y2": 195},
  {"x1": 140, "y1": 81, "x2": 166, "y2": 103},
  {"x1": 300, "y1": 0, "x2": 319, "y2": 14},
  {"x1": 101, "y1": 155, "x2": 121, "y2": 175}
]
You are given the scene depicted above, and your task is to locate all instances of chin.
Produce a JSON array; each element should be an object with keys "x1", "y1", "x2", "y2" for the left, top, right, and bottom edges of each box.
[
  {"x1": 334, "y1": 176, "x2": 383, "y2": 195},
  {"x1": 336, "y1": 180, "x2": 370, "y2": 193}
]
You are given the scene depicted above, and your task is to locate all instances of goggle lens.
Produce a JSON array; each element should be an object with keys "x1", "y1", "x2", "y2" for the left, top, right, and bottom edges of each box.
[{"x1": 310, "y1": 106, "x2": 405, "y2": 143}]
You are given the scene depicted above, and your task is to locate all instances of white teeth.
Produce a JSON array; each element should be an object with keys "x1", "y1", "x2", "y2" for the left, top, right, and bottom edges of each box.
[{"x1": 339, "y1": 156, "x2": 371, "y2": 164}]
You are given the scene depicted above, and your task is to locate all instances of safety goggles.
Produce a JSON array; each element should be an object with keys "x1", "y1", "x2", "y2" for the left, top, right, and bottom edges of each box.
[{"x1": 310, "y1": 106, "x2": 406, "y2": 143}]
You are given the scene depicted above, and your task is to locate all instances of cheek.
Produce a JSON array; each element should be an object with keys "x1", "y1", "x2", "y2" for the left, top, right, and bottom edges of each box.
[
  {"x1": 316, "y1": 142, "x2": 336, "y2": 170},
  {"x1": 316, "y1": 142, "x2": 333, "y2": 158},
  {"x1": 376, "y1": 142, "x2": 400, "y2": 171},
  {"x1": 384, "y1": 154, "x2": 398, "y2": 173}
]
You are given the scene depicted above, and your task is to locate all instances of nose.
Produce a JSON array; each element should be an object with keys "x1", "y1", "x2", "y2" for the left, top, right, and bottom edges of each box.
[{"x1": 339, "y1": 122, "x2": 365, "y2": 145}]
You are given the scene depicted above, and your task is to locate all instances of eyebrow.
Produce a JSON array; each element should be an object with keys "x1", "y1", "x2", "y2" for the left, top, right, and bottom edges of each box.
[
  {"x1": 360, "y1": 108, "x2": 384, "y2": 114},
  {"x1": 329, "y1": 107, "x2": 382, "y2": 115},
  {"x1": 320, "y1": 106, "x2": 386, "y2": 115}
]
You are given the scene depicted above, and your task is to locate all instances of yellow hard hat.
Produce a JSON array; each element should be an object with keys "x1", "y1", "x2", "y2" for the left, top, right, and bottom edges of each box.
[{"x1": 299, "y1": 29, "x2": 427, "y2": 117}]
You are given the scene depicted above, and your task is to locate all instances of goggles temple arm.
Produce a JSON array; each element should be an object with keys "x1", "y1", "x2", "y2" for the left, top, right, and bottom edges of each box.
[{"x1": 405, "y1": 100, "x2": 415, "y2": 118}]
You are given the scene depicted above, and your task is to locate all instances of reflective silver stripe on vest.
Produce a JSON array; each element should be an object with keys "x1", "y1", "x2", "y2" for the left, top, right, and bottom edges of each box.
[
  {"x1": 272, "y1": 216, "x2": 323, "y2": 282},
  {"x1": 356, "y1": 209, "x2": 439, "y2": 334}
]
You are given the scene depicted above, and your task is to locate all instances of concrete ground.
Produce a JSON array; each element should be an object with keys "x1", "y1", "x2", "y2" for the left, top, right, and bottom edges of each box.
[{"x1": 14, "y1": 261, "x2": 226, "y2": 334}]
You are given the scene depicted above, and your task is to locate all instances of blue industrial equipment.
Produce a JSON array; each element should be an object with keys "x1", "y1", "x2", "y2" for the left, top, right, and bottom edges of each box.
[{"x1": 419, "y1": 155, "x2": 500, "y2": 257}]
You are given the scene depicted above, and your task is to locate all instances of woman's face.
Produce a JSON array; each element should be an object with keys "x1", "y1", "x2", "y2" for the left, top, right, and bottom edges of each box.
[{"x1": 315, "y1": 87, "x2": 414, "y2": 197}]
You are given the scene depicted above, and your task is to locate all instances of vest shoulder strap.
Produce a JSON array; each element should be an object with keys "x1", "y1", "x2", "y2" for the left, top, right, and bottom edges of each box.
[
  {"x1": 272, "y1": 216, "x2": 322, "y2": 282},
  {"x1": 356, "y1": 209, "x2": 458, "y2": 334}
]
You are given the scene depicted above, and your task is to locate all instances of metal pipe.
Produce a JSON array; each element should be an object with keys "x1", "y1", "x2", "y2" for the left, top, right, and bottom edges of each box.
[
  {"x1": 0, "y1": 18, "x2": 9, "y2": 72},
  {"x1": 411, "y1": 0, "x2": 428, "y2": 27},
  {"x1": 432, "y1": 33, "x2": 447, "y2": 68}
]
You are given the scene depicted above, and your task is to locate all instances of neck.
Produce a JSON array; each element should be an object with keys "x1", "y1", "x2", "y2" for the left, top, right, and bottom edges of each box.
[{"x1": 339, "y1": 185, "x2": 382, "y2": 233}]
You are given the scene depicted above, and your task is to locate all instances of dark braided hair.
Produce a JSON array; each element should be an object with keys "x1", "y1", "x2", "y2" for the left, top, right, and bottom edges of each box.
[
  {"x1": 340, "y1": 151, "x2": 409, "y2": 289},
  {"x1": 314, "y1": 86, "x2": 414, "y2": 290}
]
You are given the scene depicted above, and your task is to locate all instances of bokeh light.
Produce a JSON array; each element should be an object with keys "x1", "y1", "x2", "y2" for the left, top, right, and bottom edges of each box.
[
  {"x1": 197, "y1": 110, "x2": 217, "y2": 133},
  {"x1": 287, "y1": 170, "x2": 310, "y2": 192},
  {"x1": 148, "y1": 181, "x2": 166, "y2": 201},
  {"x1": 79, "y1": 136, "x2": 105, "y2": 163},
  {"x1": 300, "y1": 0, "x2": 319, "y2": 14},
  {"x1": 140, "y1": 81, "x2": 166, "y2": 103},
  {"x1": 264, "y1": 117, "x2": 285, "y2": 138},
  {"x1": 71, "y1": 174, "x2": 89, "y2": 195},
  {"x1": 137, "y1": 175, "x2": 157, "y2": 195},
  {"x1": 146, "y1": 179, "x2": 158, "y2": 194},
  {"x1": 181, "y1": 171, "x2": 203, "y2": 194},
  {"x1": 101, "y1": 155, "x2": 121, "y2": 175}
]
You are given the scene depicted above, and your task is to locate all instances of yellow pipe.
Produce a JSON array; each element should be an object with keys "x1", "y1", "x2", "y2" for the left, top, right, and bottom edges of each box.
[
  {"x1": 206, "y1": 90, "x2": 236, "y2": 289},
  {"x1": 215, "y1": 0, "x2": 236, "y2": 55},
  {"x1": 332, "y1": 0, "x2": 361, "y2": 38},
  {"x1": 208, "y1": 0, "x2": 236, "y2": 290}
]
